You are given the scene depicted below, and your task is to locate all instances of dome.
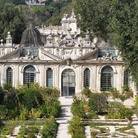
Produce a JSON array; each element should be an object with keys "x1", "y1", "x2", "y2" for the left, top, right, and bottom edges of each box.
[{"x1": 20, "y1": 27, "x2": 44, "y2": 47}]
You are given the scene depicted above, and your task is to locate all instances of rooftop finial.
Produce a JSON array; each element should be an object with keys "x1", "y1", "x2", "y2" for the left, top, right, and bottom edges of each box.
[{"x1": 71, "y1": 9, "x2": 75, "y2": 17}]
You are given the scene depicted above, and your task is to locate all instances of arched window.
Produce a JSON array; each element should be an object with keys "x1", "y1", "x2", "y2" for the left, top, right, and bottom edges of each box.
[
  {"x1": 6, "y1": 67, "x2": 13, "y2": 85},
  {"x1": 84, "y1": 68, "x2": 90, "y2": 88},
  {"x1": 124, "y1": 70, "x2": 129, "y2": 86},
  {"x1": 46, "y1": 68, "x2": 53, "y2": 87},
  {"x1": 101, "y1": 66, "x2": 113, "y2": 91},
  {"x1": 23, "y1": 65, "x2": 36, "y2": 87}
]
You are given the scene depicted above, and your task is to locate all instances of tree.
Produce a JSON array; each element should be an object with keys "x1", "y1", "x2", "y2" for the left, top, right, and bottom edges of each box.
[
  {"x1": 8, "y1": 0, "x2": 25, "y2": 5},
  {"x1": 74, "y1": 0, "x2": 110, "y2": 40},
  {"x1": 17, "y1": 84, "x2": 43, "y2": 110},
  {"x1": 88, "y1": 93, "x2": 108, "y2": 113},
  {"x1": 108, "y1": 0, "x2": 138, "y2": 83},
  {"x1": 0, "y1": 0, "x2": 26, "y2": 43},
  {"x1": 74, "y1": 0, "x2": 138, "y2": 84},
  {"x1": 45, "y1": 1, "x2": 72, "y2": 26}
]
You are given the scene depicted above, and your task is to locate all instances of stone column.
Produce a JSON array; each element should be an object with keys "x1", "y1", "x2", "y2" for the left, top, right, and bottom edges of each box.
[
  {"x1": 14, "y1": 64, "x2": 19, "y2": 88},
  {"x1": 54, "y1": 65, "x2": 59, "y2": 89},
  {"x1": 91, "y1": 65, "x2": 97, "y2": 92},
  {"x1": 1, "y1": 64, "x2": 5, "y2": 87},
  {"x1": 115, "y1": 66, "x2": 123, "y2": 91},
  {"x1": 39, "y1": 64, "x2": 45, "y2": 87},
  {"x1": 96, "y1": 66, "x2": 101, "y2": 92},
  {"x1": 76, "y1": 66, "x2": 82, "y2": 93}
]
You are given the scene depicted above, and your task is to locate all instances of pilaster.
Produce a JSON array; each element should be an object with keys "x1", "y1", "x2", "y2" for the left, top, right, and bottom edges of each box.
[
  {"x1": 39, "y1": 64, "x2": 45, "y2": 87},
  {"x1": 14, "y1": 64, "x2": 19, "y2": 87}
]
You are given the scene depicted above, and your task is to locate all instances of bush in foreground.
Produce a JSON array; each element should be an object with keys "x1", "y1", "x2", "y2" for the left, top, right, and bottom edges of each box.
[
  {"x1": 68, "y1": 116, "x2": 86, "y2": 138},
  {"x1": 41, "y1": 116, "x2": 58, "y2": 138}
]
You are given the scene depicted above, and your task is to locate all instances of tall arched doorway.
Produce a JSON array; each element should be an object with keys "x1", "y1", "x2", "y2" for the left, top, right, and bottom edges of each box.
[{"x1": 61, "y1": 69, "x2": 75, "y2": 96}]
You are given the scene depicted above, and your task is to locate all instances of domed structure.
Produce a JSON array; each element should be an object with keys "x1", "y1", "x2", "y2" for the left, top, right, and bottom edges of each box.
[
  {"x1": 20, "y1": 27, "x2": 44, "y2": 47},
  {"x1": 19, "y1": 24, "x2": 44, "y2": 59}
]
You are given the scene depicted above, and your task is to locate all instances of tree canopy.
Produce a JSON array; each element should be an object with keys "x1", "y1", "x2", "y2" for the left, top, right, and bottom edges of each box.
[
  {"x1": 74, "y1": 0, "x2": 138, "y2": 84},
  {"x1": 8, "y1": 0, "x2": 25, "y2": 5},
  {"x1": 0, "y1": 0, "x2": 26, "y2": 43},
  {"x1": 0, "y1": 0, "x2": 72, "y2": 43}
]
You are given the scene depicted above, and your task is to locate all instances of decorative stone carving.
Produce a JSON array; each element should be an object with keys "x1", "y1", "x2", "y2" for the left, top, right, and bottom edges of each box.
[
  {"x1": 102, "y1": 51, "x2": 112, "y2": 60},
  {"x1": 6, "y1": 32, "x2": 12, "y2": 46},
  {"x1": 65, "y1": 58, "x2": 72, "y2": 66},
  {"x1": 46, "y1": 33, "x2": 53, "y2": 45},
  {"x1": 19, "y1": 48, "x2": 26, "y2": 57}
]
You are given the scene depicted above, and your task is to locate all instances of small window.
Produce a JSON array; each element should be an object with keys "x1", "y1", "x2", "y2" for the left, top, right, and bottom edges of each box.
[
  {"x1": 46, "y1": 68, "x2": 53, "y2": 87},
  {"x1": 6, "y1": 67, "x2": 13, "y2": 85},
  {"x1": 84, "y1": 68, "x2": 90, "y2": 88},
  {"x1": 124, "y1": 70, "x2": 129, "y2": 86}
]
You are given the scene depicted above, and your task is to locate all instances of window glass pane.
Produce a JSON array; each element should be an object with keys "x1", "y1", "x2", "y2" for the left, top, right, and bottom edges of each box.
[
  {"x1": 61, "y1": 69, "x2": 75, "y2": 96},
  {"x1": 124, "y1": 70, "x2": 129, "y2": 86},
  {"x1": 6, "y1": 67, "x2": 13, "y2": 85},
  {"x1": 46, "y1": 68, "x2": 53, "y2": 87},
  {"x1": 84, "y1": 68, "x2": 90, "y2": 88},
  {"x1": 23, "y1": 65, "x2": 36, "y2": 87},
  {"x1": 101, "y1": 66, "x2": 113, "y2": 91}
]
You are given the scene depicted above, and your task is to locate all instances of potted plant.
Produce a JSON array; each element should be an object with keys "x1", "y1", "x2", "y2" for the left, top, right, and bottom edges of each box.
[
  {"x1": 122, "y1": 85, "x2": 133, "y2": 98},
  {"x1": 123, "y1": 108, "x2": 134, "y2": 124},
  {"x1": 109, "y1": 87, "x2": 119, "y2": 99},
  {"x1": 81, "y1": 88, "x2": 92, "y2": 98}
]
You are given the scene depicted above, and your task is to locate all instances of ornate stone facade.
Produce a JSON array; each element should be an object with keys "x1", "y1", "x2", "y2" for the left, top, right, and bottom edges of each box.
[{"x1": 0, "y1": 11, "x2": 136, "y2": 96}]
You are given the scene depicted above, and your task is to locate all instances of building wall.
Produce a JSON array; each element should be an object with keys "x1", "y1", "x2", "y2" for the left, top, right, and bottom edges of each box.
[
  {"x1": 0, "y1": 12, "x2": 137, "y2": 97},
  {"x1": 1, "y1": 62, "x2": 136, "y2": 96}
]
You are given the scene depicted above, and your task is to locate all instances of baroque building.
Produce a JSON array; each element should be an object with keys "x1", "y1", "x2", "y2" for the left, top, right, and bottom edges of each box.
[{"x1": 0, "y1": 11, "x2": 137, "y2": 96}]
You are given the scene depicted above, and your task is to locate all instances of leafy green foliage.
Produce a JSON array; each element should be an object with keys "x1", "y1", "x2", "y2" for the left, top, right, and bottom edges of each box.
[
  {"x1": 41, "y1": 116, "x2": 58, "y2": 138},
  {"x1": 106, "y1": 102, "x2": 134, "y2": 120},
  {"x1": 40, "y1": 100, "x2": 60, "y2": 118},
  {"x1": 109, "y1": 87, "x2": 120, "y2": 99},
  {"x1": 122, "y1": 85, "x2": 131, "y2": 92},
  {"x1": 122, "y1": 85, "x2": 133, "y2": 98},
  {"x1": 71, "y1": 96, "x2": 98, "y2": 119},
  {"x1": 123, "y1": 108, "x2": 134, "y2": 120},
  {"x1": 17, "y1": 84, "x2": 43, "y2": 110},
  {"x1": 40, "y1": 87, "x2": 60, "y2": 101},
  {"x1": 74, "y1": 0, "x2": 110, "y2": 40},
  {"x1": 0, "y1": 83, "x2": 60, "y2": 120},
  {"x1": 88, "y1": 93, "x2": 108, "y2": 113},
  {"x1": 0, "y1": 105, "x2": 8, "y2": 119},
  {"x1": 8, "y1": 0, "x2": 25, "y2": 5},
  {"x1": 18, "y1": 126, "x2": 39, "y2": 138},
  {"x1": 71, "y1": 97, "x2": 86, "y2": 118},
  {"x1": 106, "y1": 102, "x2": 125, "y2": 119},
  {"x1": 134, "y1": 96, "x2": 138, "y2": 109},
  {"x1": 74, "y1": 0, "x2": 138, "y2": 84},
  {"x1": 29, "y1": 0, "x2": 72, "y2": 26},
  {"x1": 118, "y1": 95, "x2": 127, "y2": 102},
  {"x1": 3, "y1": 83, "x2": 12, "y2": 90},
  {"x1": 2, "y1": 87, "x2": 17, "y2": 111},
  {"x1": 0, "y1": 0, "x2": 26, "y2": 43},
  {"x1": 68, "y1": 116, "x2": 86, "y2": 138},
  {"x1": 19, "y1": 108, "x2": 29, "y2": 120},
  {"x1": 81, "y1": 88, "x2": 92, "y2": 97},
  {"x1": 0, "y1": 87, "x2": 4, "y2": 104}
]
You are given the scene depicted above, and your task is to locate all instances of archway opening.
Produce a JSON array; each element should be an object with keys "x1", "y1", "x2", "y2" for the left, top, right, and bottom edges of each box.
[
  {"x1": 23, "y1": 65, "x2": 36, "y2": 87},
  {"x1": 61, "y1": 69, "x2": 75, "y2": 96},
  {"x1": 101, "y1": 66, "x2": 113, "y2": 91}
]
